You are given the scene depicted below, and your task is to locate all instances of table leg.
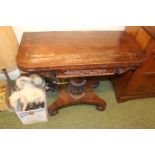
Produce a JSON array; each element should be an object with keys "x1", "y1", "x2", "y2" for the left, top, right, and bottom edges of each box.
[{"x1": 48, "y1": 79, "x2": 106, "y2": 116}]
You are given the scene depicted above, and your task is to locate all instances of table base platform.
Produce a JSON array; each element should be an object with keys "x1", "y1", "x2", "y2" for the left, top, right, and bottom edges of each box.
[{"x1": 48, "y1": 79, "x2": 106, "y2": 116}]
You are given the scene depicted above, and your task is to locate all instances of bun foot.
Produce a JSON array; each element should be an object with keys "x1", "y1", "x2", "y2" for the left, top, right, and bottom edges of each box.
[
  {"x1": 48, "y1": 109, "x2": 59, "y2": 116},
  {"x1": 96, "y1": 105, "x2": 105, "y2": 111}
]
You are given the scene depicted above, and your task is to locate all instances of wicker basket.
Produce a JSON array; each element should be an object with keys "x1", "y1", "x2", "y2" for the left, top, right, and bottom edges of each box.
[{"x1": 0, "y1": 80, "x2": 9, "y2": 111}]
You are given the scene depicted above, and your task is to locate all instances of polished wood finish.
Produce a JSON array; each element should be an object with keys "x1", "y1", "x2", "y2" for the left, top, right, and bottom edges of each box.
[
  {"x1": 143, "y1": 26, "x2": 155, "y2": 39},
  {"x1": 17, "y1": 31, "x2": 144, "y2": 115},
  {"x1": 125, "y1": 26, "x2": 140, "y2": 38},
  {"x1": 112, "y1": 26, "x2": 155, "y2": 102},
  {"x1": 135, "y1": 27, "x2": 151, "y2": 50},
  {"x1": 17, "y1": 31, "x2": 144, "y2": 71},
  {"x1": 48, "y1": 80, "x2": 106, "y2": 116}
]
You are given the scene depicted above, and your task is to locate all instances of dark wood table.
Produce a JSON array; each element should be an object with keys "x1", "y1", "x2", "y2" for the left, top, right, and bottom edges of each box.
[{"x1": 17, "y1": 31, "x2": 144, "y2": 116}]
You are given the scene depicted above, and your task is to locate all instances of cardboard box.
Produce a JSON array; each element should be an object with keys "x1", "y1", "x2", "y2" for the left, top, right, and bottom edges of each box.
[
  {"x1": 0, "y1": 80, "x2": 9, "y2": 111},
  {"x1": 15, "y1": 101, "x2": 48, "y2": 124},
  {"x1": 15, "y1": 95, "x2": 48, "y2": 124}
]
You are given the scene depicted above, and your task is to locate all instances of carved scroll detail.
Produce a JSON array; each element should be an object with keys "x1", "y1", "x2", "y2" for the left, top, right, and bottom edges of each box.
[
  {"x1": 28, "y1": 66, "x2": 137, "y2": 80},
  {"x1": 64, "y1": 69, "x2": 108, "y2": 76},
  {"x1": 114, "y1": 66, "x2": 137, "y2": 74}
]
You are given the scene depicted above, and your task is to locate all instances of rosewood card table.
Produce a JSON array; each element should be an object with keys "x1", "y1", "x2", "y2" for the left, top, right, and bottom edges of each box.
[{"x1": 16, "y1": 31, "x2": 144, "y2": 116}]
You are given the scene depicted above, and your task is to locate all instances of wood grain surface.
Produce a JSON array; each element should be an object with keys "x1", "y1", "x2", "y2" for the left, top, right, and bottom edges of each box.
[
  {"x1": 113, "y1": 26, "x2": 155, "y2": 102},
  {"x1": 17, "y1": 31, "x2": 144, "y2": 71},
  {"x1": 143, "y1": 26, "x2": 155, "y2": 39}
]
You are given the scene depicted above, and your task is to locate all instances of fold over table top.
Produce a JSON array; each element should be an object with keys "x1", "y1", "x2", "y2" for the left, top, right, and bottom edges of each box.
[{"x1": 17, "y1": 31, "x2": 144, "y2": 71}]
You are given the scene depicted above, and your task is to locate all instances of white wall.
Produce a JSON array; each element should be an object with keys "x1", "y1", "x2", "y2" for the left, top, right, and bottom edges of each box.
[
  {"x1": 13, "y1": 26, "x2": 125, "y2": 43},
  {"x1": 0, "y1": 26, "x2": 125, "y2": 80}
]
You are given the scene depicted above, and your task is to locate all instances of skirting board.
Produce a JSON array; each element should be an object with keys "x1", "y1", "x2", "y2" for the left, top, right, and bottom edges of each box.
[{"x1": 0, "y1": 69, "x2": 20, "y2": 80}]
